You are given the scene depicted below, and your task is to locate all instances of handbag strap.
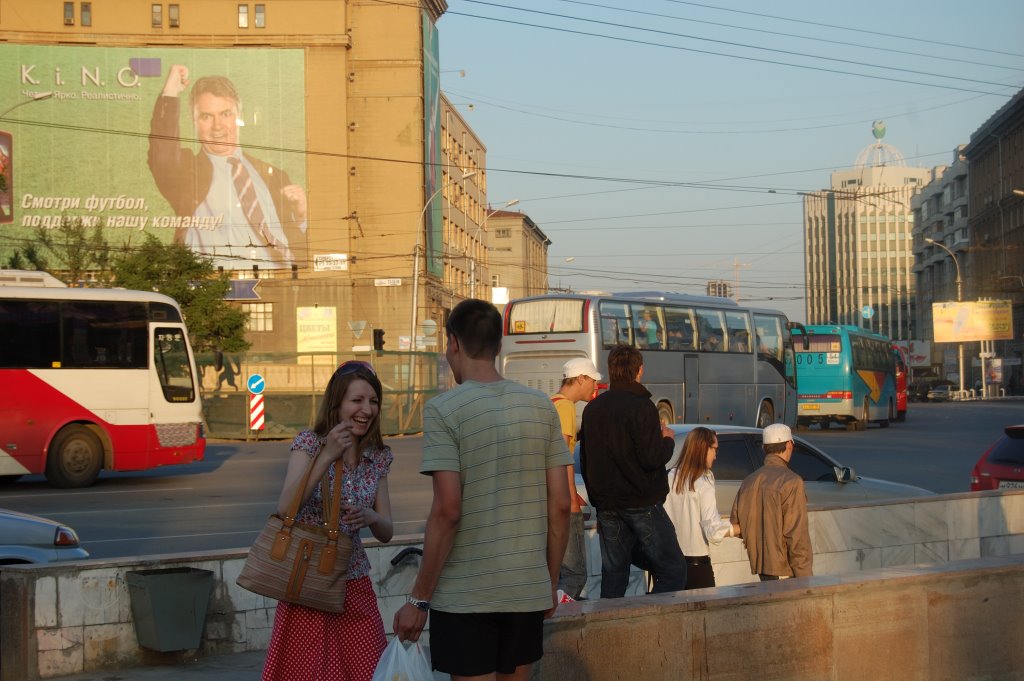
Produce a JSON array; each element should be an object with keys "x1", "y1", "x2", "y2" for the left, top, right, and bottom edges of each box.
[{"x1": 282, "y1": 441, "x2": 344, "y2": 534}]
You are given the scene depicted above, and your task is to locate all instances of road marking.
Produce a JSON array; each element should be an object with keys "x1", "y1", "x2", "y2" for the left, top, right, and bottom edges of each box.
[
  {"x1": 45, "y1": 501, "x2": 274, "y2": 516},
  {"x1": 0, "y1": 487, "x2": 195, "y2": 501}
]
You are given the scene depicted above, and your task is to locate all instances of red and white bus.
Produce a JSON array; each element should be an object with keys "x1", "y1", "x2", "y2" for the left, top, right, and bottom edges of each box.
[{"x1": 0, "y1": 285, "x2": 205, "y2": 487}]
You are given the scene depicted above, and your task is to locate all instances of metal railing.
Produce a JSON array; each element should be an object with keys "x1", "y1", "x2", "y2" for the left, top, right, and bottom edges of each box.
[{"x1": 196, "y1": 350, "x2": 446, "y2": 439}]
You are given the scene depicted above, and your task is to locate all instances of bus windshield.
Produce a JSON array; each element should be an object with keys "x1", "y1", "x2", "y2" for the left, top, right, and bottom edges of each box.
[{"x1": 506, "y1": 299, "x2": 586, "y2": 334}]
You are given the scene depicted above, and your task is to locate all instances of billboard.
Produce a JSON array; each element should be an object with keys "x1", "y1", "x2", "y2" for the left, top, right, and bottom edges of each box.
[
  {"x1": 932, "y1": 300, "x2": 1013, "y2": 343},
  {"x1": 0, "y1": 45, "x2": 306, "y2": 270}
]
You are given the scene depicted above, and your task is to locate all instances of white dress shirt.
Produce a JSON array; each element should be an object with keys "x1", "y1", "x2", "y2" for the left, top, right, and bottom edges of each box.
[{"x1": 664, "y1": 468, "x2": 733, "y2": 557}]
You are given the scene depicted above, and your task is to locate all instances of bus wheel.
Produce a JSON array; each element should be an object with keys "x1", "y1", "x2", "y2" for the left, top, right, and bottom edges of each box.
[
  {"x1": 756, "y1": 402, "x2": 774, "y2": 429},
  {"x1": 657, "y1": 402, "x2": 674, "y2": 426},
  {"x1": 46, "y1": 426, "x2": 103, "y2": 489}
]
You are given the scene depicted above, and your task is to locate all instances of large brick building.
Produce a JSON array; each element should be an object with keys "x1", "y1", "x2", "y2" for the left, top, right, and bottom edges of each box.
[{"x1": 0, "y1": 1, "x2": 540, "y2": 362}]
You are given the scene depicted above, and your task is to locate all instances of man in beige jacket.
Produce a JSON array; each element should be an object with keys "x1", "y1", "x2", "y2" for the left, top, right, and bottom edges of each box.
[{"x1": 731, "y1": 423, "x2": 812, "y2": 581}]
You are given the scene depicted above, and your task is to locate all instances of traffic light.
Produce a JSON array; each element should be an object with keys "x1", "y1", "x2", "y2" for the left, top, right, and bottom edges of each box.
[{"x1": 372, "y1": 328, "x2": 385, "y2": 351}]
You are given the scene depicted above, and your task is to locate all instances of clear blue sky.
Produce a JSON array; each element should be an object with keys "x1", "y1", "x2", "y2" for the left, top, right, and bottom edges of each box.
[{"x1": 437, "y1": 0, "x2": 1024, "y2": 322}]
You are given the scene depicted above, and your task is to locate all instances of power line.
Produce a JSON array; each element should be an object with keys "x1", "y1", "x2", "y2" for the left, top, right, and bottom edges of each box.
[
  {"x1": 445, "y1": 10, "x2": 1012, "y2": 96},
  {"x1": 659, "y1": 0, "x2": 1024, "y2": 59},
  {"x1": 461, "y1": 0, "x2": 1015, "y2": 90},
  {"x1": 550, "y1": 0, "x2": 1023, "y2": 72}
]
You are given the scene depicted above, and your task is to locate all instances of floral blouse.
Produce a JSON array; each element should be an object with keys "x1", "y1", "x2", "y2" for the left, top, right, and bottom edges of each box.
[{"x1": 290, "y1": 429, "x2": 393, "y2": 581}]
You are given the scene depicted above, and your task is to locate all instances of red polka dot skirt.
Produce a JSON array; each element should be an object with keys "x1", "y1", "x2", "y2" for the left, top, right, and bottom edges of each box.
[{"x1": 261, "y1": 576, "x2": 387, "y2": 681}]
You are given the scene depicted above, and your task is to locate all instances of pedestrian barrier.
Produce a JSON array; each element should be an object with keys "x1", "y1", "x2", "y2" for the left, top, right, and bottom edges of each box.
[{"x1": 2, "y1": 490, "x2": 1022, "y2": 680}]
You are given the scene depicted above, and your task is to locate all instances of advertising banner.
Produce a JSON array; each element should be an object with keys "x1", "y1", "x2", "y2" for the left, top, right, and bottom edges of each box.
[
  {"x1": 907, "y1": 339, "x2": 931, "y2": 368},
  {"x1": 296, "y1": 306, "x2": 337, "y2": 355},
  {"x1": 0, "y1": 45, "x2": 306, "y2": 271},
  {"x1": 932, "y1": 300, "x2": 1013, "y2": 343}
]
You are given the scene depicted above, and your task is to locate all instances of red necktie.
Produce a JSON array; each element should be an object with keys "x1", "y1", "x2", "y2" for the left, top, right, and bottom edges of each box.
[{"x1": 229, "y1": 157, "x2": 279, "y2": 248}]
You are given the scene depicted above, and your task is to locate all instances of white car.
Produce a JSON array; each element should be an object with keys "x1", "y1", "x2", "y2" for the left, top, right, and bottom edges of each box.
[{"x1": 575, "y1": 424, "x2": 933, "y2": 515}]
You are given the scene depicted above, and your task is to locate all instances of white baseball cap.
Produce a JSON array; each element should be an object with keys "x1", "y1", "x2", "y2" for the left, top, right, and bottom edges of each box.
[
  {"x1": 762, "y1": 423, "x2": 793, "y2": 445},
  {"x1": 563, "y1": 358, "x2": 602, "y2": 381}
]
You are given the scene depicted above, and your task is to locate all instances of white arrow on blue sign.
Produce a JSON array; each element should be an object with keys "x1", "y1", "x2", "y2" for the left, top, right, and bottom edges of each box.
[{"x1": 247, "y1": 374, "x2": 266, "y2": 394}]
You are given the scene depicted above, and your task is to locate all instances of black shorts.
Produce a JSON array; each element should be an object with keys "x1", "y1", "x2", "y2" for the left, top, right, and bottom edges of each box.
[{"x1": 428, "y1": 609, "x2": 545, "y2": 676}]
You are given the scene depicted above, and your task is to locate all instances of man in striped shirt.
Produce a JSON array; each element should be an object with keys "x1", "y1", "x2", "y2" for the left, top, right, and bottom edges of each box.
[{"x1": 394, "y1": 299, "x2": 571, "y2": 681}]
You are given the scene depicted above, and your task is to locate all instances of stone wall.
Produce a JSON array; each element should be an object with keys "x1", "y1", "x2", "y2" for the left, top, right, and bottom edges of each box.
[{"x1": 1, "y1": 490, "x2": 1022, "y2": 680}]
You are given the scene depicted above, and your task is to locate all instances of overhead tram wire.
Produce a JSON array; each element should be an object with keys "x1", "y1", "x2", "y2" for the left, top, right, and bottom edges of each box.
[
  {"x1": 659, "y1": 0, "x2": 1024, "y2": 59},
  {"x1": 447, "y1": 10, "x2": 1013, "y2": 98},
  {"x1": 548, "y1": 0, "x2": 1024, "y2": 72},
  {"x1": 459, "y1": 0, "x2": 1017, "y2": 91}
]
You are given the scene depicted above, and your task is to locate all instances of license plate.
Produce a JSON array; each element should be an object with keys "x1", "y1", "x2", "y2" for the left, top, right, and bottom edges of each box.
[
  {"x1": 998, "y1": 480, "x2": 1024, "y2": 490},
  {"x1": 801, "y1": 404, "x2": 820, "y2": 411}
]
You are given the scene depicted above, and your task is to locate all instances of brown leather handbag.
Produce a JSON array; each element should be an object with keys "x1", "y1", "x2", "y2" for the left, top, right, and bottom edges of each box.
[{"x1": 236, "y1": 447, "x2": 353, "y2": 612}]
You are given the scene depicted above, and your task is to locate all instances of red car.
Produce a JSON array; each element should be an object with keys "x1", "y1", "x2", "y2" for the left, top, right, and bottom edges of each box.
[{"x1": 970, "y1": 425, "x2": 1024, "y2": 491}]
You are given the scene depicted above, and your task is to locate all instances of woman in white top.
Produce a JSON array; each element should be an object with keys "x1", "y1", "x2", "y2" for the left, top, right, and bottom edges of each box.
[{"x1": 664, "y1": 427, "x2": 741, "y2": 589}]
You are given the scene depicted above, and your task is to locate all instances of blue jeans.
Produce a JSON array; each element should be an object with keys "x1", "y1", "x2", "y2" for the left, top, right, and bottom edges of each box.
[
  {"x1": 596, "y1": 505, "x2": 686, "y2": 598},
  {"x1": 558, "y1": 511, "x2": 588, "y2": 599}
]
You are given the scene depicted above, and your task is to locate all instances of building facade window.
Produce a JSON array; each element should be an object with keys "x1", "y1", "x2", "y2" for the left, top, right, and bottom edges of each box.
[
  {"x1": 255, "y1": 4, "x2": 266, "y2": 27},
  {"x1": 64, "y1": 2, "x2": 75, "y2": 25},
  {"x1": 151, "y1": 4, "x2": 162, "y2": 27},
  {"x1": 495, "y1": 228, "x2": 511, "y2": 238},
  {"x1": 244, "y1": 303, "x2": 273, "y2": 332},
  {"x1": 81, "y1": 2, "x2": 92, "y2": 26},
  {"x1": 238, "y1": 4, "x2": 249, "y2": 28},
  {"x1": 168, "y1": 3, "x2": 180, "y2": 27}
]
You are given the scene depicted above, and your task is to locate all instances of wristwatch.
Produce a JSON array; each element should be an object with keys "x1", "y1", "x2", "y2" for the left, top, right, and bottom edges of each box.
[{"x1": 407, "y1": 595, "x2": 430, "y2": 612}]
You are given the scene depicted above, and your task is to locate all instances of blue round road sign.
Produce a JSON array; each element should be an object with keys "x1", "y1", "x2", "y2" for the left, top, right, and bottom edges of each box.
[
  {"x1": 247, "y1": 374, "x2": 266, "y2": 394},
  {"x1": 861, "y1": 305, "x2": 875, "y2": 319}
]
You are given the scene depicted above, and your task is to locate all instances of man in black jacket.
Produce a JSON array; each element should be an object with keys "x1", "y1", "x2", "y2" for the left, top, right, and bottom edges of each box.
[{"x1": 580, "y1": 344, "x2": 685, "y2": 597}]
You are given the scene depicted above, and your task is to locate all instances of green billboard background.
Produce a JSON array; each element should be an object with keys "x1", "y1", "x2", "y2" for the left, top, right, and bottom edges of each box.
[{"x1": 0, "y1": 44, "x2": 306, "y2": 269}]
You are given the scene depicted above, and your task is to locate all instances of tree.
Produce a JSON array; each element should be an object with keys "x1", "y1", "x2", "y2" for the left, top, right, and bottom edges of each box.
[
  {"x1": 4, "y1": 216, "x2": 111, "y2": 281},
  {"x1": 111, "y1": 234, "x2": 250, "y2": 353}
]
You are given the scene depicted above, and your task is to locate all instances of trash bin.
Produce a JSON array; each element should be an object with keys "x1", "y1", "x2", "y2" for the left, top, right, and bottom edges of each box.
[{"x1": 126, "y1": 567, "x2": 214, "y2": 652}]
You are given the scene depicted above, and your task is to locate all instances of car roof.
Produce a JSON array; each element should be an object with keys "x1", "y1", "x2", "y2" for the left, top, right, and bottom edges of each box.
[{"x1": 667, "y1": 424, "x2": 765, "y2": 437}]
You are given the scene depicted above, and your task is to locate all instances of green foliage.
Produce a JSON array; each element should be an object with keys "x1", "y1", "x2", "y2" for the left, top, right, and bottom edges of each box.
[
  {"x1": 111, "y1": 233, "x2": 250, "y2": 353},
  {"x1": 6, "y1": 221, "x2": 249, "y2": 354}
]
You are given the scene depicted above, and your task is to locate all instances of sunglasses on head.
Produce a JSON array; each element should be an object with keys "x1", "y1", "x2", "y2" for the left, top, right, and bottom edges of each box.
[{"x1": 336, "y1": 360, "x2": 376, "y2": 377}]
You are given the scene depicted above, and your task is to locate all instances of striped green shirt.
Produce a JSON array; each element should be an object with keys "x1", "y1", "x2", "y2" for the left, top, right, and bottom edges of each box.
[{"x1": 422, "y1": 379, "x2": 572, "y2": 613}]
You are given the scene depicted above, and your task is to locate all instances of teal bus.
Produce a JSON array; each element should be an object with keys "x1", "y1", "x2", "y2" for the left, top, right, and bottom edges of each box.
[{"x1": 792, "y1": 325, "x2": 898, "y2": 431}]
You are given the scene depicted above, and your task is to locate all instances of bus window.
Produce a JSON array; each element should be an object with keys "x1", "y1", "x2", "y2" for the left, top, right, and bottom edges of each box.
[
  {"x1": 664, "y1": 306, "x2": 696, "y2": 351},
  {"x1": 725, "y1": 311, "x2": 752, "y2": 353},
  {"x1": 600, "y1": 301, "x2": 633, "y2": 348},
  {"x1": 0, "y1": 300, "x2": 60, "y2": 368},
  {"x1": 696, "y1": 308, "x2": 727, "y2": 352},
  {"x1": 507, "y1": 298, "x2": 585, "y2": 334},
  {"x1": 633, "y1": 305, "x2": 664, "y2": 350},
  {"x1": 63, "y1": 301, "x2": 148, "y2": 369},
  {"x1": 154, "y1": 328, "x2": 196, "y2": 402}
]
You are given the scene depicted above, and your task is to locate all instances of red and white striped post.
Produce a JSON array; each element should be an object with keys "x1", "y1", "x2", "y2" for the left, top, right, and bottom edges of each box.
[
  {"x1": 247, "y1": 374, "x2": 266, "y2": 432},
  {"x1": 249, "y1": 394, "x2": 265, "y2": 431}
]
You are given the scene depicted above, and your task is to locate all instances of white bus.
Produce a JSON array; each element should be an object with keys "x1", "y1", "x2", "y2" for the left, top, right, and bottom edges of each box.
[
  {"x1": 498, "y1": 292, "x2": 800, "y2": 428},
  {"x1": 0, "y1": 286, "x2": 206, "y2": 488}
]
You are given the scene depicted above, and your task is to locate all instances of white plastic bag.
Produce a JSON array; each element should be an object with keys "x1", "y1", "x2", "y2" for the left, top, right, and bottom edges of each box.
[{"x1": 372, "y1": 637, "x2": 433, "y2": 681}]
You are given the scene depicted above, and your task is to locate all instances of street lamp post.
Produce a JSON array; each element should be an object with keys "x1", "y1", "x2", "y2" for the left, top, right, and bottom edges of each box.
[
  {"x1": 470, "y1": 198, "x2": 519, "y2": 299},
  {"x1": 926, "y1": 237, "x2": 965, "y2": 398},
  {"x1": 407, "y1": 170, "x2": 474, "y2": 412}
]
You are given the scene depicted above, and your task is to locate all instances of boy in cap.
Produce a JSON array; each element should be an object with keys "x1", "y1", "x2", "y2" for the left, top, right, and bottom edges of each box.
[
  {"x1": 730, "y1": 423, "x2": 813, "y2": 581},
  {"x1": 551, "y1": 358, "x2": 601, "y2": 599}
]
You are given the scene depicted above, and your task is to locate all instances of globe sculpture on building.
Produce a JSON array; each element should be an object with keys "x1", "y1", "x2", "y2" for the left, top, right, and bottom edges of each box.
[{"x1": 855, "y1": 120, "x2": 906, "y2": 169}]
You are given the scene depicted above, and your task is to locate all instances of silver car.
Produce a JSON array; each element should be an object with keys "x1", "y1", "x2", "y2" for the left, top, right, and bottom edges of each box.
[
  {"x1": 576, "y1": 424, "x2": 933, "y2": 515},
  {"x1": 0, "y1": 508, "x2": 90, "y2": 564}
]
